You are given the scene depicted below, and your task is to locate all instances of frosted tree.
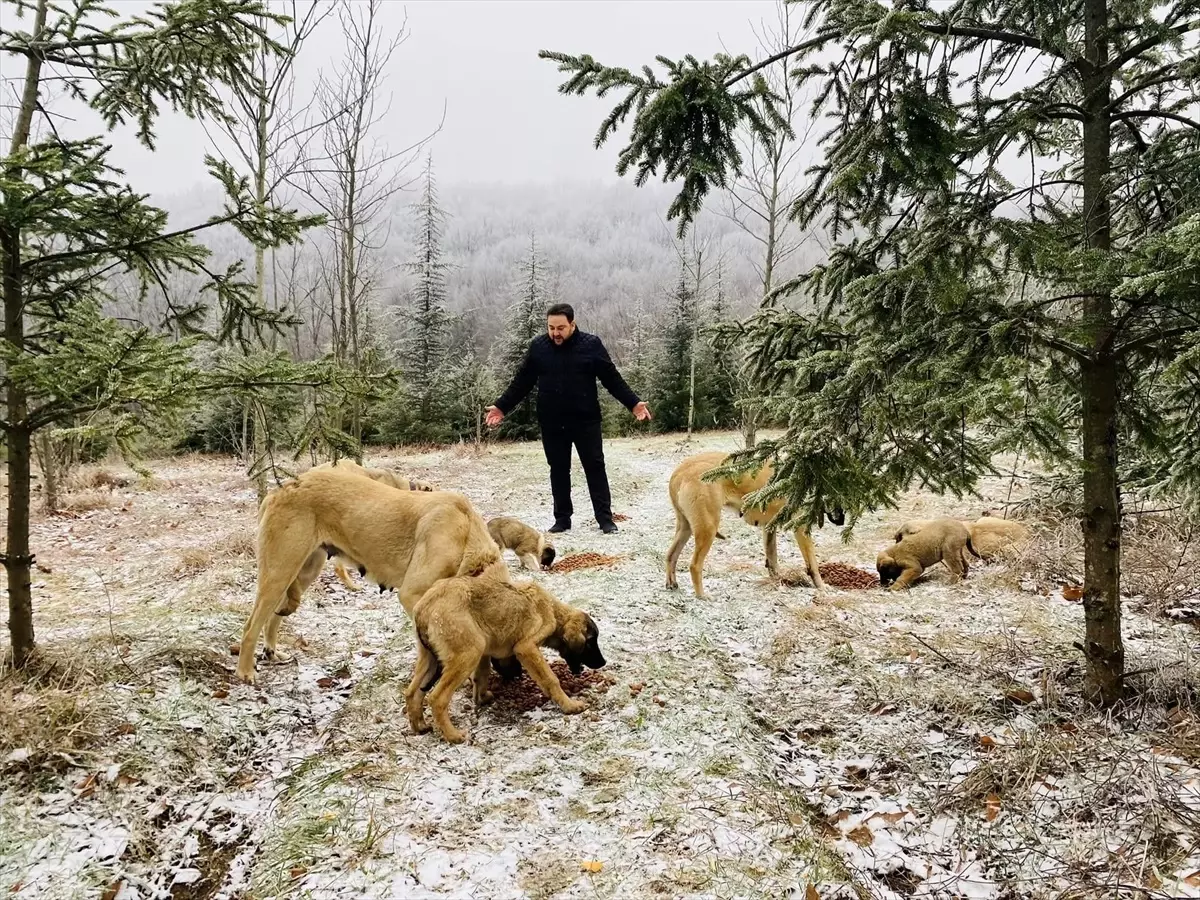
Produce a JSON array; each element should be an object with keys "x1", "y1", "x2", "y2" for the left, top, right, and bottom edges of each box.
[{"x1": 496, "y1": 234, "x2": 547, "y2": 440}]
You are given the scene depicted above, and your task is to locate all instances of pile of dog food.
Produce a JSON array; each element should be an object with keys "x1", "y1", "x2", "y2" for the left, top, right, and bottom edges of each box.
[
  {"x1": 820, "y1": 562, "x2": 880, "y2": 589},
  {"x1": 612, "y1": 513, "x2": 630, "y2": 522},
  {"x1": 550, "y1": 552, "x2": 622, "y2": 573},
  {"x1": 780, "y1": 562, "x2": 879, "y2": 589},
  {"x1": 487, "y1": 661, "x2": 612, "y2": 712}
]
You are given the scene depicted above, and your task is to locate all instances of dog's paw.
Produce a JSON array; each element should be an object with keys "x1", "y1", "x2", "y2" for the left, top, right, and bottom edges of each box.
[
  {"x1": 560, "y1": 698, "x2": 588, "y2": 715},
  {"x1": 441, "y1": 728, "x2": 467, "y2": 744},
  {"x1": 410, "y1": 718, "x2": 431, "y2": 735},
  {"x1": 474, "y1": 690, "x2": 495, "y2": 708},
  {"x1": 236, "y1": 666, "x2": 257, "y2": 685}
]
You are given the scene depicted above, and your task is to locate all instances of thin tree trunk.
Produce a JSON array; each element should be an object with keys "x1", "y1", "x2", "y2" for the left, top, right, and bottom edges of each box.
[
  {"x1": 687, "y1": 250, "x2": 703, "y2": 439},
  {"x1": 4, "y1": 0, "x2": 49, "y2": 668},
  {"x1": 34, "y1": 432, "x2": 60, "y2": 513},
  {"x1": 1079, "y1": 0, "x2": 1123, "y2": 706}
]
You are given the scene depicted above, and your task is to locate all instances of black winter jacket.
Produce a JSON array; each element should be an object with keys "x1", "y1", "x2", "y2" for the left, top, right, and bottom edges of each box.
[{"x1": 493, "y1": 330, "x2": 640, "y2": 426}]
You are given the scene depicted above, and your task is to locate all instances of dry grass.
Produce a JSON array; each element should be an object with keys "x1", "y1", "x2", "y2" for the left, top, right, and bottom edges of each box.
[
  {"x1": 172, "y1": 529, "x2": 256, "y2": 575},
  {"x1": 57, "y1": 488, "x2": 117, "y2": 512},
  {"x1": 68, "y1": 467, "x2": 130, "y2": 492}
]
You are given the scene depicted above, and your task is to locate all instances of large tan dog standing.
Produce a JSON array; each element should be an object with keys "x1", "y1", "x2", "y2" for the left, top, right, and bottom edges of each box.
[
  {"x1": 405, "y1": 573, "x2": 605, "y2": 744},
  {"x1": 666, "y1": 451, "x2": 843, "y2": 599},
  {"x1": 308, "y1": 460, "x2": 437, "y2": 590},
  {"x1": 236, "y1": 467, "x2": 504, "y2": 684}
]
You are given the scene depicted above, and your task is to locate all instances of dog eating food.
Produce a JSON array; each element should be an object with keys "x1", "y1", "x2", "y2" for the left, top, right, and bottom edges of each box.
[{"x1": 550, "y1": 552, "x2": 622, "y2": 573}]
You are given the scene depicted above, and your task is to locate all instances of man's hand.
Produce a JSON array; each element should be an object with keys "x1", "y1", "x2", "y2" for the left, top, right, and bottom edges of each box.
[
  {"x1": 632, "y1": 401, "x2": 652, "y2": 422},
  {"x1": 484, "y1": 406, "x2": 505, "y2": 428}
]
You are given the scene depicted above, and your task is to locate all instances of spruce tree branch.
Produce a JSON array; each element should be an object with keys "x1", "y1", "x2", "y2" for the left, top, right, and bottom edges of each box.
[
  {"x1": 919, "y1": 22, "x2": 1050, "y2": 54},
  {"x1": 1114, "y1": 325, "x2": 1198, "y2": 358},
  {"x1": 1108, "y1": 20, "x2": 1200, "y2": 72},
  {"x1": 1107, "y1": 65, "x2": 1182, "y2": 111},
  {"x1": 1111, "y1": 109, "x2": 1200, "y2": 132},
  {"x1": 20, "y1": 211, "x2": 244, "y2": 273},
  {"x1": 724, "y1": 29, "x2": 840, "y2": 86}
]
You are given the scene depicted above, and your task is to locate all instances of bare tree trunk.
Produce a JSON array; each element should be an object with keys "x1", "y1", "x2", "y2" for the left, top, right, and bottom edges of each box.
[
  {"x1": 687, "y1": 250, "x2": 703, "y2": 439},
  {"x1": 1079, "y1": 0, "x2": 1123, "y2": 706}
]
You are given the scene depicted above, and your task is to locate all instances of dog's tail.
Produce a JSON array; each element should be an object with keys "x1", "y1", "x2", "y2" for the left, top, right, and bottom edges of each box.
[
  {"x1": 457, "y1": 505, "x2": 507, "y2": 579},
  {"x1": 416, "y1": 626, "x2": 443, "y2": 691},
  {"x1": 966, "y1": 536, "x2": 981, "y2": 558}
]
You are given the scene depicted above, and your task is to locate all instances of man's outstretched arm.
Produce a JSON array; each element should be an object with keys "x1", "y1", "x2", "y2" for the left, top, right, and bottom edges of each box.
[
  {"x1": 595, "y1": 338, "x2": 651, "y2": 419},
  {"x1": 486, "y1": 346, "x2": 538, "y2": 425}
]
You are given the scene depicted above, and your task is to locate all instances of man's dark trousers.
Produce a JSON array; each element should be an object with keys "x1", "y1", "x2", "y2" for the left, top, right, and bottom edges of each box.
[{"x1": 541, "y1": 420, "x2": 611, "y2": 526}]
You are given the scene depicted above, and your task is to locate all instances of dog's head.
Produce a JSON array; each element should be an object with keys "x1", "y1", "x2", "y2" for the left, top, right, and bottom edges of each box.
[
  {"x1": 539, "y1": 535, "x2": 557, "y2": 570},
  {"x1": 875, "y1": 551, "x2": 902, "y2": 588},
  {"x1": 409, "y1": 478, "x2": 436, "y2": 492},
  {"x1": 490, "y1": 655, "x2": 524, "y2": 682},
  {"x1": 552, "y1": 609, "x2": 606, "y2": 675},
  {"x1": 826, "y1": 506, "x2": 846, "y2": 527}
]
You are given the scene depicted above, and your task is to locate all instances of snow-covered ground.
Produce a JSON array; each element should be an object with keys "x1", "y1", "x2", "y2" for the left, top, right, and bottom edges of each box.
[{"x1": 2, "y1": 432, "x2": 1199, "y2": 899}]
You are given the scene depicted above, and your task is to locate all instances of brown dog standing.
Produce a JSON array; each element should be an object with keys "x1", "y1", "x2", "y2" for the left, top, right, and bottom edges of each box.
[
  {"x1": 405, "y1": 574, "x2": 605, "y2": 744},
  {"x1": 238, "y1": 467, "x2": 504, "y2": 684},
  {"x1": 666, "y1": 451, "x2": 842, "y2": 599},
  {"x1": 876, "y1": 517, "x2": 978, "y2": 590}
]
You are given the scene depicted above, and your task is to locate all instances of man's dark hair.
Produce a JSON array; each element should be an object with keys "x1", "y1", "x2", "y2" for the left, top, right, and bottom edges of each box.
[{"x1": 546, "y1": 303, "x2": 574, "y2": 322}]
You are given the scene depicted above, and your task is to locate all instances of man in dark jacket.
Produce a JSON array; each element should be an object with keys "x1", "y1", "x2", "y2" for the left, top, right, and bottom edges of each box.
[{"x1": 486, "y1": 303, "x2": 652, "y2": 533}]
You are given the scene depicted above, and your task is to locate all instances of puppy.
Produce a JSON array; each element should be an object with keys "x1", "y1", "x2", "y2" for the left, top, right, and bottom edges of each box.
[
  {"x1": 876, "y1": 517, "x2": 978, "y2": 590},
  {"x1": 487, "y1": 516, "x2": 556, "y2": 570},
  {"x1": 405, "y1": 574, "x2": 605, "y2": 744},
  {"x1": 894, "y1": 513, "x2": 1030, "y2": 561},
  {"x1": 308, "y1": 459, "x2": 437, "y2": 591}
]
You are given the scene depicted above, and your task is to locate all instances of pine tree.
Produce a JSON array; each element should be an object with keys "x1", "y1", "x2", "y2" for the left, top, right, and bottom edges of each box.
[
  {"x1": 1, "y1": 0, "x2": 318, "y2": 668},
  {"x1": 398, "y1": 154, "x2": 454, "y2": 440},
  {"x1": 497, "y1": 234, "x2": 546, "y2": 440},
  {"x1": 650, "y1": 271, "x2": 700, "y2": 434},
  {"x1": 703, "y1": 263, "x2": 740, "y2": 430},
  {"x1": 543, "y1": 1, "x2": 1200, "y2": 705}
]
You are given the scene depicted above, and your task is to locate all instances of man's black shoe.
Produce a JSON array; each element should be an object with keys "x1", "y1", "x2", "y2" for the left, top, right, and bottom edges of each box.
[
  {"x1": 548, "y1": 521, "x2": 571, "y2": 533},
  {"x1": 599, "y1": 521, "x2": 618, "y2": 534}
]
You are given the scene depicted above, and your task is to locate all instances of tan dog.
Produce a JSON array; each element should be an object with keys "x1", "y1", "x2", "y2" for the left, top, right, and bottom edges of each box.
[
  {"x1": 894, "y1": 513, "x2": 1030, "y2": 561},
  {"x1": 487, "y1": 516, "x2": 556, "y2": 570},
  {"x1": 310, "y1": 460, "x2": 437, "y2": 590},
  {"x1": 405, "y1": 574, "x2": 606, "y2": 743},
  {"x1": 665, "y1": 451, "x2": 844, "y2": 599},
  {"x1": 876, "y1": 518, "x2": 978, "y2": 590},
  {"x1": 237, "y1": 467, "x2": 505, "y2": 684}
]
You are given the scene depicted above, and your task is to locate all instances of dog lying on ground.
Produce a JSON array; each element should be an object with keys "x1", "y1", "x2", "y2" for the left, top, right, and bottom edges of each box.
[
  {"x1": 309, "y1": 460, "x2": 438, "y2": 590},
  {"x1": 666, "y1": 451, "x2": 844, "y2": 599},
  {"x1": 487, "y1": 516, "x2": 556, "y2": 570},
  {"x1": 894, "y1": 512, "x2": 1030, "y2": 562},
  {"x1": 876, "y1": 517, "x2": 978, "y2": 590},
  {"x1": 405, "y1": 573, "x2": 605, "y2": 744},
  {"x1": 237, "y1": 466, "x2": 504, "y2": 684}
]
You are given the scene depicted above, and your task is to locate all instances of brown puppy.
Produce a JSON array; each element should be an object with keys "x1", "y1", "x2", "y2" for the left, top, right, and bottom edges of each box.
[
  {"x1": 237, "y1": 467, "x2": 505, "y2": 684},
  {"x1": 876, "y1": 518, "x2": 979, "y2": 590},
  {"x1": 310, "y1": 460, "x2": 437, "y2": 590},
  {"x1": 666, "y1": 451, "x2": 843, "y2": 599},
  {"x1": 487, "y1": 516, "x2": 556, "y2": 570},
  {"x1": 894, "y1": 514, "x2": 1030, "y2": 561},
  {"x1": 405, "y1": 574, "x2": 605, "y2": 743}
]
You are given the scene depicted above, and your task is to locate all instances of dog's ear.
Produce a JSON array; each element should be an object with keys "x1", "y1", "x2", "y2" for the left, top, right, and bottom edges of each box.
[{"x1": 561, "y1": 613, "x2": 587, "y2": 650}]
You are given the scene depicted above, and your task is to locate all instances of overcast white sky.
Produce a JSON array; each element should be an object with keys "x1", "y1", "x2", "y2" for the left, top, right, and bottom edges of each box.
[{"x1": 2, "y1": 0, "x2": 789, "y2": 198}]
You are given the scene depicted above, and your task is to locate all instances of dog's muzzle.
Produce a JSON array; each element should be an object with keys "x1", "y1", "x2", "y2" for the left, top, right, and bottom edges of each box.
[
  {"x1": 827, "y1": 506, "x2": 846, "y2": 527},
  {"x1": 540, "y1": 547, "x2": 557, "y2": 569}
]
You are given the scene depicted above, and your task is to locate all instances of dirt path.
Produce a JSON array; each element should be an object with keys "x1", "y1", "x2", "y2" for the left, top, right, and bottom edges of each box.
[{"x1": 3, "y1": 434, "x2": 1199, "y2": 899}]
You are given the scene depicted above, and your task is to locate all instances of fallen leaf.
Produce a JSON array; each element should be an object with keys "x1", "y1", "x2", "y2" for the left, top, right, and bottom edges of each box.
[
  {"x1": 316, "y1": 677, "x2": 335, "y2": 689},
  {"x1": 228, "y1": 644, "x2": 240, "y2": 656},
  {"x1": 10, "y1": 883, "x2": 23, "y2": 894},
  {"x1": 847, "y1": 825, "x2": 874, "y2": 847},
  {"x1": 289, "y1": 867, "x2": 308, "y2": 881},
  {"x1": 100, "y1": 880, "x2": 124, "y2": 900},
  {"x1": 293, "y1": 636, "x2": 309, "y2": 650},
  {"x1": 115, "y1": 723, "x2": 136, "y2": 736},
  {"x1": 984, "y1": 793, "x2": 1002, "y2": 821},
  {"x1": 870, "y1": 702, "x2": 898, "y2": 715},
  {"x1": 1062, "y1": 584, "x2": 1083, "y2": 602},
  {"x1": 805, "y1": 885, "x2": 821, "y2": 900},
  {"x1": 908, "y1": 650, "x2": 921, "y2": 663},
  {"x1": 867, "y1": 810, "x2": 909, "y2": 826},
  {"x1": 581, "y1": 860, "x2": 603, "y2": 873},
  {"x1": 212, "y1": 689, "x2": 229, "y2": 699},
  {"x1": 1058, "y1": 721, "x2": 1079, "y2": 734},
  {"x1": 1143, "y1": 870, "x2": 1162, "y2": 890},
  {"x1": 629, "y1": 682, "x2": 645, "y2": 695},
  {"x1": 332, "y1": 666, "x2": 350, "y2": 680},
  {"x1": 115, "y1": 774, "x2": 139, "y2": 789},
  {"x1": 359, "y1": 650, "x2": 374, "y2": 658},
  {"x1": 1004, "y1": 687, "x2": 1036, "y2": 705},
  {"x1": 843, "y1": 764, "x2": 870, "y2": 783},
  {"x1": 978, "y1": 735, "x2": 997, "y2": 750},
  {"x1": 35, "y1": 563, "x2": 51, "y2": 574},
  {"x1": 74, "y1": 772, "x2": 98, "y2": 798},
  {"x1": 1186, "y1": 870, "x2": 1200, "y2": 887}
]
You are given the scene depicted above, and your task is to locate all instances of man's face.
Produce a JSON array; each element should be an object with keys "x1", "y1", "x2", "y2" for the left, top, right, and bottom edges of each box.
[{"x1": 547, "y1": 314, "x2": 575, "y2": 344}]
